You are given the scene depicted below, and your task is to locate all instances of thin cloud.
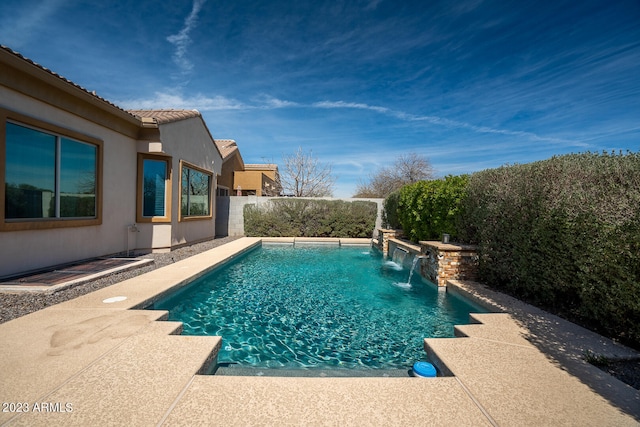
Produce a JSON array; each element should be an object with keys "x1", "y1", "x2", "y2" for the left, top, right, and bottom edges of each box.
[
  {"x1": 119, "y1": 90, "x2": 586, "y2": 147},
  {"x1": 254, "y1": 94, "x2": 299, "y2": 109},
  {"x1": 118, "y1": 91, "x2": 245, "y2": 111},
  {"x1": 313, "y1": 100, "x2": 390, "y2": 114},
  {"x1": 118, "y1": 92, "x2": 300, "y2": 111},
  {"x1": 409, "y1": 115, "x2": 585, "y2": 145},
  {"x1": 0, "y1": 0, "x2": 68, "y2": 48},
  {"x1": 364, "y1": 0, "x2": 384, "y2": 11},
  {"x1": 313, "y1": 100, "x2": 583, "y2": 146},
  {"x1": 167, "y1": 0, "x2": 207, "y2": 76}
]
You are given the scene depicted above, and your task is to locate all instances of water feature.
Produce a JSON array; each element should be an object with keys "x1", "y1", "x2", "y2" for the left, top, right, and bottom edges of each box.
[
  {"x1": 151, "y1": 245, "x2": 486, "y2": 373},
  {"x1": 391, "y1": 246, "x2": 409, "y2": 267}
]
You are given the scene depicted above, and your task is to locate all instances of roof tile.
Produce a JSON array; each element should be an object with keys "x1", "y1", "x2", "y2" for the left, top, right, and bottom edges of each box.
[
  {"x1": 1, "y1": 45, "x2": 137, "y2": 119},
  {"x1": 214, "y1": 139, "x2": 238, "y2": 159},
  {"x1": 127, "y1": 109, "x2": 202, "y2": 124}
]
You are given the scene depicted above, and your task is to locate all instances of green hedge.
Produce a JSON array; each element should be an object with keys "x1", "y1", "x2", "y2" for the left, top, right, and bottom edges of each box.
[
  {"x1": 458, "y1": 152, "x2": 640, "y2": 348},
  {"x1": 382, "y1": 190, "x2": 401, "y2": 229},
  {"x1": 244, "y1": 199, "x2": 378, "y2": 238},
  {"x1": 395, "y1": 175, "x2": 469, "y2": 242}
]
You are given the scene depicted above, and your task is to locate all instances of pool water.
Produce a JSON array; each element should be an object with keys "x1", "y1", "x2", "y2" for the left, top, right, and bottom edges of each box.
[{"x1": 153, "y1": 245, "x2": 484, "y2": 372}]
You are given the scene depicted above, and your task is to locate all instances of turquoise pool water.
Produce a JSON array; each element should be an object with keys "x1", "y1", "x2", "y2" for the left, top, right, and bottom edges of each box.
[{"x1": 153, "y1": 245, "x2": 485, "y2": 372}]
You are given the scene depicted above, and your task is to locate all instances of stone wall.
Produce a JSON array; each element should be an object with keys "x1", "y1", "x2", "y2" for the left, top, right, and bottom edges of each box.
[
  {"x1": 376, "y1": 229, "x2": 397, "y2": 256},
  {"x1": 419, "y1": 241, "x2": 478, "y2": 287},
  {"x1": 379, "y1": 236, "x2": 478, "y2": 288}
]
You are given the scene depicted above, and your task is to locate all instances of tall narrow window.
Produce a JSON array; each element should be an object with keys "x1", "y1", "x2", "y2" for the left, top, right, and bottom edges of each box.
[
  {"x1": 4, "y1": 122, "x2": 97, "y2": 220},
  {"x1": 137, "y1": 154, "x2": 171, "y2": 223},
  {"x1": 142, "y1": 159, "x2": 167, "y2": 217},
  {"x1": 180, "y1": 162, "x2": 212, "y2": 219}
]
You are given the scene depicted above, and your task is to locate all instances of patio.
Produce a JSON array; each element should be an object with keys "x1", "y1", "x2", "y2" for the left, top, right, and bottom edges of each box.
[{"x1": 0, "y1": 238, "x2": 638, "y2": 426}]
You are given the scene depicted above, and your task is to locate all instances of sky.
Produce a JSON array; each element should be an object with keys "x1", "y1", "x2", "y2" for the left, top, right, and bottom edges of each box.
[{"x1": 1, "y1": 0, "x2": 639, "y2": 197}]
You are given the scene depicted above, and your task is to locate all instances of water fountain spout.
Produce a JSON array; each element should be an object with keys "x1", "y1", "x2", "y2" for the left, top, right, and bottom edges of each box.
[{"x1": 405, "y1": 254, "x2": 424, "y2": 286}]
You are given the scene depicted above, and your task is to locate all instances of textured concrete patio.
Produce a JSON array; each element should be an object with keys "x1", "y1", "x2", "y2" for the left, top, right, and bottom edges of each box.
[{"x1": 0, "y1": 237, "x2": 638, "y2": 426}]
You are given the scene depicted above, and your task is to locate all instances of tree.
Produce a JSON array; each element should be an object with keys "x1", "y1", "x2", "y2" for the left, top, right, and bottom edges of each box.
[
  {"x1": 280, "y1": 147, "x2": 335, "y2": 197},
  {"x1": 354, "y1": 152, "x2": 435, "y2": 198}
]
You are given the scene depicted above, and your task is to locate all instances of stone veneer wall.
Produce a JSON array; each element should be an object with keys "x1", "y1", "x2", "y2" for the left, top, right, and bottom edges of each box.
[
  {"x1": 375, "y1": 230, "x2": 479, "y2": 288},
  {"x1": 376, "y1": 229, "x2": 397, "y2": 256},
  {"x1": 419, "y1": 241, "x2": 478, "y2": 287}
]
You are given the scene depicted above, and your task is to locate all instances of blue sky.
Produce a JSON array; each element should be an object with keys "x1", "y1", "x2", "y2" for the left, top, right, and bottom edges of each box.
[{"x1": 2, "y1": 0, "x2": 639, "y2": 197}]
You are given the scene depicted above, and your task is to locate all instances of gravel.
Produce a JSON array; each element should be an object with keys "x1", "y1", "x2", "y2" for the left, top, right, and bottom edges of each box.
[
  {"x1": 0, "y1": 236, "x2": 240, "y2": 324},
  {"x1": 598, "y1": 359, "x2": 640, "y2": 390}
]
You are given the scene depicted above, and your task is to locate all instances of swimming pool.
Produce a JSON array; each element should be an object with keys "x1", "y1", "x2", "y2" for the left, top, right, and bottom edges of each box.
[{"x1": 151, "y1": 244, "x2": 485, "y2": 373}]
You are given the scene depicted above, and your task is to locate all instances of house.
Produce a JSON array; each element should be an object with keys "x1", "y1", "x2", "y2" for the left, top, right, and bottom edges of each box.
[
  {"x1": 126, "y1": 109, "x2": 223, "y2": 250},
  {"x1": 214, "y1": 139, "x2": 281, "y2": 197},
  {"x1": 214, "y1": 139, "x2": 243, "y2": 196},
  {"x1": 233, "y1": 164, "x2": 281, "y2": 196},
  {"x1": 0, "y1": 46, "x2": 222, "y2": 277}
]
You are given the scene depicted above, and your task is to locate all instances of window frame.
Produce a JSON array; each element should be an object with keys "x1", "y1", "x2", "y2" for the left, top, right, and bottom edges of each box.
[
  {"x1": 136, "y1": 153, "x2": 172, "y2": 223},
  {"x1": 179, "y1": 160, "x2": 213, "y2": 222},
  {"x1": 0, "y1": 109, "x2": 103, "y2": 231}
]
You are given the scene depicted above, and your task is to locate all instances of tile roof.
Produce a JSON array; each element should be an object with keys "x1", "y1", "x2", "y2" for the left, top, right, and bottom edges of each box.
[
  {"x1": 127, "y1": 109, "x2": 202, "y2": 125},
  {"x1": 214, "y1": 139, "x2": 239, "y2": 159},
  {"x1": 1, "y1": 45, "x2": 137, "y2": 120}
]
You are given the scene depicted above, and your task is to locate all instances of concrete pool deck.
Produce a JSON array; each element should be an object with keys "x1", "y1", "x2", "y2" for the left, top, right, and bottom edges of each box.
[{"x1": 0, "y1": 237, "x2": 638, "y2": 426}]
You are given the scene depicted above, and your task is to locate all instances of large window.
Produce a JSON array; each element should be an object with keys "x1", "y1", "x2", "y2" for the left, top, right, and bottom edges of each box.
[
  {"x1": 180, "y1": 162, "x2": 212, "y2": 219},
  {"x1": 137, "y1": 154, "x2": 172, "y2": 223},
  {"x1": 2, "y1": 118, "x2": 101, "y2": 230}
]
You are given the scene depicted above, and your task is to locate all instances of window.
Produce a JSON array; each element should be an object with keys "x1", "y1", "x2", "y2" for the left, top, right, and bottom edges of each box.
[
  {"x1": 137, "y1": 154, "x2": 172, "y2": 223},
  {"x1": 2, "y1": 115, "x2": 102, "y2": 230},
  {"x1": 143, "y1": 159, "x2": 168, "y2": 217},
  {"x1": 180, "y1": 162, "x2": 212, "y2": 219}
]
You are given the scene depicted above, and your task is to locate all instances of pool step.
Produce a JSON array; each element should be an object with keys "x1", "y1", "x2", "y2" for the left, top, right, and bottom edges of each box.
[{"x1": 213, "y1": 364, "x2": 413, "y2": 377}]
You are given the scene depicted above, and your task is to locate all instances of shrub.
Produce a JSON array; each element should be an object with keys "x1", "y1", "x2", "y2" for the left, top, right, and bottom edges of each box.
[
  {"x1": 458, "y1": 152, "x2": 640, "y2": 349},
  {"x1": 382, "y1": 190, "x2": 401, "y2": 229},
  {"x1": 244, "y1": 199, "x2": 378, "y2": 238},
  {"x1": 396, "y1": 175, "x2": 469, "y2": 242}
]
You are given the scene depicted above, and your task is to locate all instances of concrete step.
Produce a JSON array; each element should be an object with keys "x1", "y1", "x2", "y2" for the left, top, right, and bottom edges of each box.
[
  {"x1": 424, "y1": 314, "x2": 640, "y2": 426},
  {"x1": 162, "y1": 375, "x2": 494, "y2": 426},
  {"x1": 10, "y1": 324, "x2": 221, "y2": 426}
]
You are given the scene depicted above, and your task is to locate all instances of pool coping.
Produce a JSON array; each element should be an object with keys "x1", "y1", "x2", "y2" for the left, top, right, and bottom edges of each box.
[{"x1": 1, "y1": 237, "x2": 638, "y2": 426}]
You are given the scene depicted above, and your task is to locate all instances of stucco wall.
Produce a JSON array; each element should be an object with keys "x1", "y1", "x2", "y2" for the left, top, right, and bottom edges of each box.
[
  {"x1": 233, "y1": 171, "x2": 265, "y2": 195},
  {"x1": 217, "y1": 196, "x2": 384, "y2": 237},
  {"x1": 218, "y1": 153, "x2": 243, "y2": 191},
  {"x1": 134, "y1": 117, "x2": 223, "y2": 251},
  {"x1": 0, "y1": 86, "x2": 139, "y2": 276},
  {"x1": 0, "y1": 88, "x2": 224, "y2": 276}
]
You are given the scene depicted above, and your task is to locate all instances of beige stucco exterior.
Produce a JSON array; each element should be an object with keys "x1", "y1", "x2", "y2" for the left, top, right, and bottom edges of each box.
[
  {"x1": 216, "y1": 141, "x2": 244, "y2": 194},
  {"x1": 133, "y1": 115, "x2": 223, "y2": 251},
  {"x1": 213, "y1": 138, "x2": 280, "y2": 197},
  {"x1": 0, "y1": 47, "x2": 222, "y2": 277},
  {"x1": 233, "y1": 164, "x2": 280, "y2": 196}
]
